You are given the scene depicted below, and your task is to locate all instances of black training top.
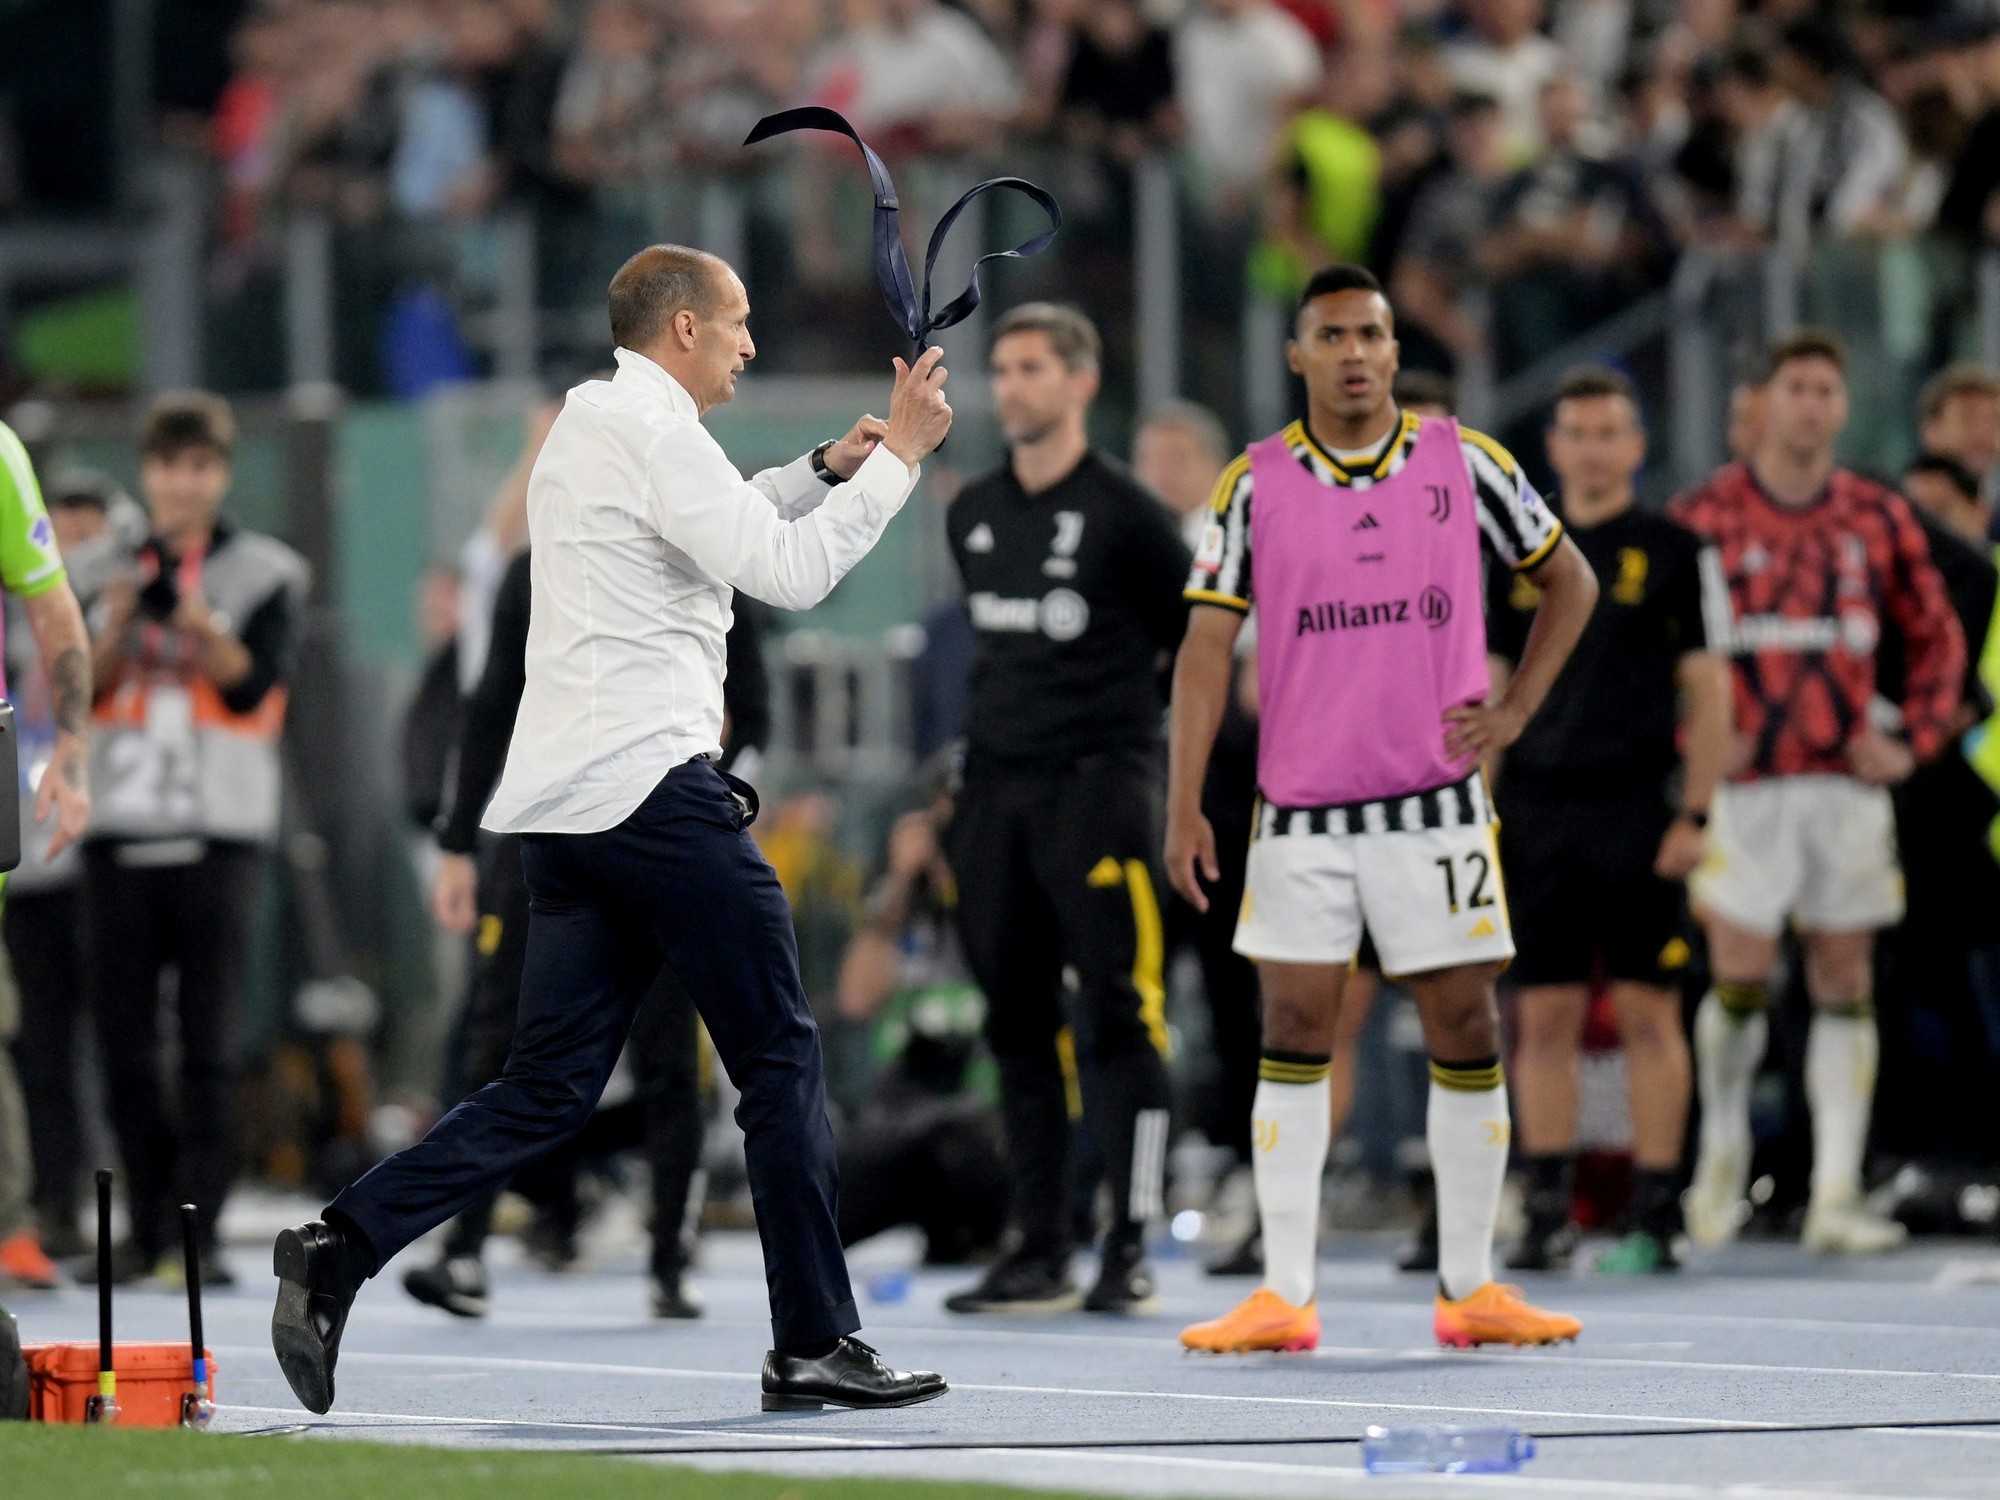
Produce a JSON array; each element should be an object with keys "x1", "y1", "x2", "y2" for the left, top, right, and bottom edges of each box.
[
  {"x1": 947, "y1": 449, "x2": 1191, "y2": 766},
  {"x1": 1487, "y1": 503, "x2": 1716, "y2": 799},
  {"x1": 438, "y1": 547, "x2": 533, "y2": 855}
]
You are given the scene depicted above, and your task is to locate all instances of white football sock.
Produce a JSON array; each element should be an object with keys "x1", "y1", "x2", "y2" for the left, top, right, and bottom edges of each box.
[
  {"x1": 1694, "y1": 989, "x2": 1768, "y2": 1163},
  {"x1": 1428, "y1": 1060, "x2": 1510, "y2": 1302},
  {"x1": 1251, "y1": 1064, "x2": 1333, "y2": 1307},
  {"x1": 1806, "y1": 1009, "x2": 1878, "y2": 1208}
]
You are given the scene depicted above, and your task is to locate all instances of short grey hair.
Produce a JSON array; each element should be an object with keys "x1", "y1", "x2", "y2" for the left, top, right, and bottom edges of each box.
[
  {"x1": 608, "y1": 244, "x2": 726, "y2": 350},
  {"x1": 1137, "y1": 401, "x2": 1229, "y2": 463},
  {"x1": 990, "y1": 302, "x2": 1101, "y2": 372}
]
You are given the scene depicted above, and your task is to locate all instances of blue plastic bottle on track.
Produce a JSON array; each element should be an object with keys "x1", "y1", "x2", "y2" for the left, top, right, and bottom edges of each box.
[
  {"x1": 866, "y1": 1270, "x2": 912, "y2": 1303},
  {"x1": 1361, "y1": 1425, "x2": 1536, "y2": 1474}
]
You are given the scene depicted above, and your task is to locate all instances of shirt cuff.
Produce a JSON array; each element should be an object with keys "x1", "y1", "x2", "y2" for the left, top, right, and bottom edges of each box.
[
  {"x1": 10, "y1": 565, "x2": 67, "y2": 600},
  {"x1": 435, "y1": 815, "x2": 479, "y2": 856},
  {"x1": 1185, "y1": 588, "x2": 1249, "y2": 613},
  {"x1": 1512, "y1": 523, "x2": 1563, "y2": 572},
  {"x1": 762, "y1": 455, "x2": 826, "y2": 514},
  {"x1": 849, "y1": 441, "x2": 920, "y2": 501}
]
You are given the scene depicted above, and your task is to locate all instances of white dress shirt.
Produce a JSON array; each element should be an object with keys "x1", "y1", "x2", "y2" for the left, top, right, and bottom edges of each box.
[{"x1": 483, "y1": 348, "x2": 919, "y2": 834}]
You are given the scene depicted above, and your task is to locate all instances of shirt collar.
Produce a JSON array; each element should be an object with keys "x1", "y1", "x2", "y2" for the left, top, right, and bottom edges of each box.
[
  {"x1": 1293, "y1": 409, "x2": 1416, "y2": 482},
  {"x1": 613, "y1": 348, "x2": 700, "y2": 420}
]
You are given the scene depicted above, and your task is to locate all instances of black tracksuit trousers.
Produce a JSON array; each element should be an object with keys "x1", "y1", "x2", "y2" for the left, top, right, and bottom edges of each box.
[{"x1": 949, "y1": 748, "x2": 1173, "y2": 1261}]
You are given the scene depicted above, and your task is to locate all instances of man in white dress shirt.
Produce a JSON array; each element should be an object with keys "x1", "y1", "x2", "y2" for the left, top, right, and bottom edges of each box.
[{"x1": 272, "y1": 245, "x2": 955, "y2": 1415}]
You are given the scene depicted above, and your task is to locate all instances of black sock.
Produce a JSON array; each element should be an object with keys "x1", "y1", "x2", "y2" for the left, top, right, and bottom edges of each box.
[
  {"x1": 1632, "y1": 1168, "x2": 1682, "y2": 1240},
  {"x1": 1522, "y1": 1152, "x2": 1576, "y2": 1229},
  {"x1": 781, "y1": 1337, "x2": 843, "y2": 1359},
  {"x1": 322, "y1": 1210, "x2": 379, "y2": 1291},
  {"x1": 443, "y1": 1194, "x2": 496, "y2": 1262}
]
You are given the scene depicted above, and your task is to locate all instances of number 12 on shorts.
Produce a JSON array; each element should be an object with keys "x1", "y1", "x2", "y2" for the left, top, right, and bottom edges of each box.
[{"x1": 1435, "y1": 851, "x2": 1496, "y2": 915}]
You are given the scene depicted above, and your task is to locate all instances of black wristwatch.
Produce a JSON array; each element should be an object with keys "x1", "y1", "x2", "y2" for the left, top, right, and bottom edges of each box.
[{"x1": 809, "y1": 439, "x2": 841, "y2": 485}]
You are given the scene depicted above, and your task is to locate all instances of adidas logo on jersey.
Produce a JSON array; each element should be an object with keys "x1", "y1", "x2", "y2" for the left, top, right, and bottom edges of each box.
[
  {"x1": 965, "y1": 522, "x2": 995, "y2": 553},
  {"x1": 1352, "y1": 513, "x2": 1380, "y2": 531}
]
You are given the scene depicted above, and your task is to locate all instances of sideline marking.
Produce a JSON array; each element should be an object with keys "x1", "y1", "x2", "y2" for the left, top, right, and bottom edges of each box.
[
  {"x1": 345, "y1": 1296, "x2": 2000, "y2": 1346},
  {"x1": 222, "y1": 1403, "x2": 871, "y2": 1446},
  {"x1": 1306, "y1": 1344, "x2": 2000, "y2": 1385},
  {"x1": 210, "y1": 1346, "x2": 1764, "y2": 1429}
]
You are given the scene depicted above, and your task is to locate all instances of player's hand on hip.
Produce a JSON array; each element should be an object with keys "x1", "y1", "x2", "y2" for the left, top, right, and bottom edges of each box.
[
  {"x1": 1165, "y1": 810, "x2": 1220, "y2": 913},
  {"x1": 1653, "y1": 815, "x2": 1706, "y2": 882},
  {"x1": 431, "y1": 851, "x2": 480, "y2": 934},
  {"x1": 1442, "y1": 700, "x2": 1526, "y2": 764},
  {"x1": 1845, "y1": 728, "x2": 1914, "y2": 786},
  {"x1": 824, "y1": 414, "x2": 890, "y2": 480},
  {"x1": 885, "y1": 346, "x2": 953, "y2": 466}
]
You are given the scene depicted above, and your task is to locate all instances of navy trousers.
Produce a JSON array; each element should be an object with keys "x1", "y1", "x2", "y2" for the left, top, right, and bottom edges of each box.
[{"x1": 329, "y1": 759, "x2": 858, "y2": 1349}]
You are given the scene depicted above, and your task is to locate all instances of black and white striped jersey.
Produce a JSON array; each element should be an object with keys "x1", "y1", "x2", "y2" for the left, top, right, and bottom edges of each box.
[
  {"x1": 1185, "y1": 412, "x2": 1563, "y2": 614},
  {"x1": 1254, "y1": 766, "x2": 1499, "y2": 835}
]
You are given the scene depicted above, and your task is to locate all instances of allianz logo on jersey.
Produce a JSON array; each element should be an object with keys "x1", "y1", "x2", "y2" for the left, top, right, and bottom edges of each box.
[
  {"x1": 1729, "y1": 611, "x2": 1876, "y2": 654},
  {"x1": 1296, "y1": 586, "x2": 1453, "y2": 636},
  {"x1": 969, "y1": 589, "x2": 1092, "y2": 642}
]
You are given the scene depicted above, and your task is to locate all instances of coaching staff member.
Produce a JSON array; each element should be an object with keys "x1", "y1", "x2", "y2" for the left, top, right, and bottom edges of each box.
[
  {"x1": 943, "y1": 304, "x2": 1191, "y2": 1317},
  {"x1": 272, "y1": 245, "x2": 953, "y2": 1414},
  {"x1": 1492, "y1": 367, "x2": 1732, "y2": 1275}
]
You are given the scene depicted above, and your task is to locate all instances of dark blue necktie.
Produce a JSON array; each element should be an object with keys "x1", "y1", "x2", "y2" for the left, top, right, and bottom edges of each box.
[{"x1": 744, "y1": 107, "x2": 1062, "y2": 358}]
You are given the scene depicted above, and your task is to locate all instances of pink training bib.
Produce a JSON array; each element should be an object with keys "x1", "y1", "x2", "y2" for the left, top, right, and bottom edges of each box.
[{"x1": 1249, "y1": 416, "x2": 1492, "y2": 807}]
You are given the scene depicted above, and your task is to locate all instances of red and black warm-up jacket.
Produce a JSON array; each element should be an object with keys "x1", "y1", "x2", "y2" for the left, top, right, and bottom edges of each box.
[{"x1": 1669, "y1": 462, "x2": 1966, "y2": 779}]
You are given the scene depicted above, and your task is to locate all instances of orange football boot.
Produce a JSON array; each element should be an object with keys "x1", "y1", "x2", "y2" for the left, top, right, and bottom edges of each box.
[
  {"x1": 1434, "y1": 1281, "x2": 1580, "y2": 1348},
  {"x1": 1180, "y1": 1288, "x2": 1320, "y2": 1353},
  {"x1": 0, "y1": 1229, "x2": 61, "y2": 1289}
]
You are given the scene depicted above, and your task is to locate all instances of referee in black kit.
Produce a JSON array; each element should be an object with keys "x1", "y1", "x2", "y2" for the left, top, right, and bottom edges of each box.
[
  {"x1": 270, "y1": 245, "x2": 952, "y2": 1414},
  {"x1": 943, "y1": 304, "x2": 1191, "y2": 1316}
]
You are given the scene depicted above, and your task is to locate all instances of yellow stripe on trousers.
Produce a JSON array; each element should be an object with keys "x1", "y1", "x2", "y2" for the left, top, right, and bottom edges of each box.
[
  {"x1": 1055, "y1": 1027, "x2": 1083, "y2": 1120},
  {"x1": 1123, "y1": 859, "x2": 1170, "y2": 1056}
]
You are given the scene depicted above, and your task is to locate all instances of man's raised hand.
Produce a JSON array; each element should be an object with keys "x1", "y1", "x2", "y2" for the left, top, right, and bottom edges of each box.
[
  {"x1": 885, "y1": 346, "x2": 953, "y2": 466},
  {"x1": 824, "y1": 414, "x2": 890, "y2": 480}
]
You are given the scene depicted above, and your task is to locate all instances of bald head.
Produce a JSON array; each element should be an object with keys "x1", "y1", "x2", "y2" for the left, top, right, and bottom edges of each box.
[{"x1": 608, "y1": 245, "x2": 726, "y2": 352}]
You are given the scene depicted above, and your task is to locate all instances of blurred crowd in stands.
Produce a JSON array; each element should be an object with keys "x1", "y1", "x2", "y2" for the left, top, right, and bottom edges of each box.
[{"x1": 198, "y1": 0, "x2": 2000, "y2": 405}]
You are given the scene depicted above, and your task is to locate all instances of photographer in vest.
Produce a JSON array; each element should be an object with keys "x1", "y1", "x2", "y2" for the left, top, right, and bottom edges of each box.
[{"x1": 84, "y1": 392, "x2": 309, "y2": 1285}]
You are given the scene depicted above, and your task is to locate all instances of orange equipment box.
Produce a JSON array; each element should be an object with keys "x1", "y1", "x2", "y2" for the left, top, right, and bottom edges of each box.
[{"x1": 22, "y1": 1342, "x2": 216, "y2": 1427}]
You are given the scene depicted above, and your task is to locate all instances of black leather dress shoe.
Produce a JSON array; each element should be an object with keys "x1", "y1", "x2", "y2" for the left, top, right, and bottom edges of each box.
[
  {"x1": 271, "y1": 1222, "x2": 362, "y2": 1415},
  {"x1": 761, "y1": 1337, "x2": 947, "y2": 1411}
]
